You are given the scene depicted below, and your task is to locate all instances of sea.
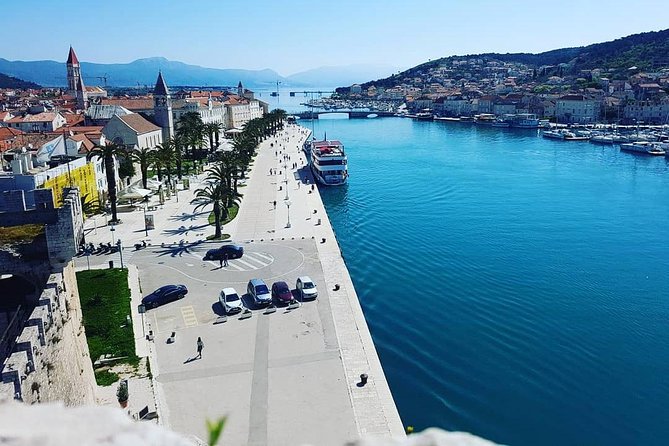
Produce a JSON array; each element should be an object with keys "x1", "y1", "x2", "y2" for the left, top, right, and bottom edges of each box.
[{"x1": 309, "y1": 116, "x2": 668, "y2": 446}]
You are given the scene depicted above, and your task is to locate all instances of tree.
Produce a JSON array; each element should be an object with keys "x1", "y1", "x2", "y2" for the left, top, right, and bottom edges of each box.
[
  {"x1": 87, "y1": 142, "x2": 127, "y2": 224},
  {"x1": 154, "y1": 140, "x2": 177, "y2": 185},
  {"x1": 117, "y1": 154, "x2": 135, "y2": 185},
  {"x1": 129, "y1": 146, "x2": 154, "y2": 190},
  {"x1": 191, "y1": 182, "x2": 226, "y2": 239}
]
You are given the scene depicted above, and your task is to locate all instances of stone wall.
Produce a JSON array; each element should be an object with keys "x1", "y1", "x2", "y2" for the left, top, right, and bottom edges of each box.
[{"x1": 0, "y1": 262, "x2": 97, "y2": 405}]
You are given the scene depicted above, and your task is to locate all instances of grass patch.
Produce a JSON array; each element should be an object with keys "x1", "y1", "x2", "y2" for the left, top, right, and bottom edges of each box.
[
  {"x1": 207, "y1": 203, "x2": 239, "y2": 226},
  {"x1": 206, "y1": 233, "x2": 231, "y2": 241},
  {"x1": 76, "y1": 269, "x2": 138, "y2": 373},
  {"x1": 95, "y1": 369, "x2": 120, "y2": 386},
  {"x1": 0, "y1": 224, "x2": 45, "y2": 244}
]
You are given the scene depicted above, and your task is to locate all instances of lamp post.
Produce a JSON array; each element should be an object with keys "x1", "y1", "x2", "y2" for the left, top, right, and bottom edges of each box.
[
  {"x1": 285, "y1": 199, "x2": 292, "y2": 228},
  {"x1": 143, "y1": 205, "x2": 149, "y2": 237},
  {"x1": 117, "y1": 239, "x2": 124, "y2": 269}
]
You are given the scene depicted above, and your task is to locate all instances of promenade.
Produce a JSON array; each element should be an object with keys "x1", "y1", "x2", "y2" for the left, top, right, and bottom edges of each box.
[{"x1": 79, "y1": 124, "x2": 404, "y2": 445}]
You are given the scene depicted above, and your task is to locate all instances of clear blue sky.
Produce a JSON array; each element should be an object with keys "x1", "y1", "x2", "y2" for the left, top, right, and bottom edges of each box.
[{"x1": 3, "y1": 0, "x2": 668, "y2": 75}]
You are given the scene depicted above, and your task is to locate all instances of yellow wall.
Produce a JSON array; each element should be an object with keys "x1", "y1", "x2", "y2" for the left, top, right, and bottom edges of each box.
[{"x1": 43, "y1": 162, "x2": 98, "y2": 207}]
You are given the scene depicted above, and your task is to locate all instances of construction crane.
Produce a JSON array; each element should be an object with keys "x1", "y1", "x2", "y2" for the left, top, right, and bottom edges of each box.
[{"x1": 91, "y1": 74, "x2": 109, "y2": 87}]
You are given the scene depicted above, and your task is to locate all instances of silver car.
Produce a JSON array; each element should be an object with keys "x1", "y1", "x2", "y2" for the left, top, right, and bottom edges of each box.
[
  {"x1": 219, "y1": 287, "x2": 244, "y2": 314},
  {"x1": 296, "y1": 276, "x2": 318, "y2": 300}
]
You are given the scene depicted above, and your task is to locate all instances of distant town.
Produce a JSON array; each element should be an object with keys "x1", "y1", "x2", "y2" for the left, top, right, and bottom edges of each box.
[{"x1": 333, "y1": 51, "x2": 669, "y2": 126}]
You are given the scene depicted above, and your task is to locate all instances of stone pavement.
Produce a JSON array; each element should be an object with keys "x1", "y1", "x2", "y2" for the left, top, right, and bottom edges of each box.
[{"x1": 78, "y1": 124, "x2": 404, "y2": 443}]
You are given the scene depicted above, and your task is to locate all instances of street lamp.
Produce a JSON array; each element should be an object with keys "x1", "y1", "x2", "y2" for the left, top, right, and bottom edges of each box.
[
  {"x1": 285, "y1": 199, "x2": 292, "y2": 228},
  {"x1": 117, "y1": 239, "x2": 124, "y2": 269},
  {"x1": 284, "y1": 179, "x2": 289, "y2": 200}
]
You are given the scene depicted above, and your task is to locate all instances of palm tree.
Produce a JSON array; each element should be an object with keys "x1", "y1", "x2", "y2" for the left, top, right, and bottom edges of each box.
[
  {"x1": 207, "y1": 157, "x2": 242, "y2": 207},
  {"x1": 191, "y1": 183, "x2": 225, "y2": 239},
  {"x1": 87, "y1": 142, "x2": 127, "y2": 224},
  {"x1": 154, "y1": 140, "x2": 177, "y2": 185},
  {"x1": 129, "y1": 146, "x2": 155, "y2": 189},
  {"x1": 203, "y1": 122, "x2": 221, "y2": 151}
]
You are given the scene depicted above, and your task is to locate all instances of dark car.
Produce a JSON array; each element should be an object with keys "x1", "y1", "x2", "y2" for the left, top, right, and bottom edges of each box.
[
  {"x1": 271, "y1": 281, "x2": 293, "y2": 305},
  {"x1": 204, "y1": 244, "x2": 244, "y2": 261},
  {"x1": 142, "y1": 285, "x2": 188, "y2": 309}
]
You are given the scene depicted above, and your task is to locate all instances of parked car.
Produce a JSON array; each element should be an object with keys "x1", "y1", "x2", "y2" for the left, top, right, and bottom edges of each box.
[
  {"x1": 247, "y1": 278, "x2": 272, "y2": 307},
  {"x1": 219, "y1": 287, "x2": 244, "y2": 315},
  {"x1": 296, "y1": 276, "x2": 318, "y2": 300},
  {"x1": 271, "y1": 281, "x2": 293, "y2": 305},
  {"x1": 142, "y1": 284, "x2": 188, "y2": 309},
  {"x1": 204, "y1": 244, "x2": 244, "y2": 261}
]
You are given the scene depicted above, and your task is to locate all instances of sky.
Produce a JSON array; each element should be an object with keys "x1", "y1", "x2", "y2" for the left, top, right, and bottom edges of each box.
[{"x1": 3, "y1": 0, "x2": 669, "y2": 75}]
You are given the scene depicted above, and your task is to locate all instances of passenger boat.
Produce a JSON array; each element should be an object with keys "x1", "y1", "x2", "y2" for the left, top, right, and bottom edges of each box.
[
  {"x1": 509, "y1": 113, "x2": 540, "y2": 129},
  {"x1": 475, "y1": 114, "x2": 496, "y2": 125},
  {"x1": 307, "y1": 139, "x2": 349, "y2": 185},
  {"x1": 413, "y1": 111, "x2": 434, "y2": 121},
  {"x1": 620, "y1": 141, "x2": 667, "y2": 156}
]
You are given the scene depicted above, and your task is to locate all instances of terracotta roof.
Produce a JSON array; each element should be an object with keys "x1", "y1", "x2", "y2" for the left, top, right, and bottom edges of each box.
[
  {"x1": 64, "y1": 125, "x2": 104, "y2": 134},
  {"x1": 69, "y1": 134, "x2": 95, "y2": 153},
  {"x1": 64, "y1": 114, "x2": 85, "y2": 126},
  {"x1": 8, "y1": 112, "x2": 59, "y2": 123},
  {"x1": 0, "y1": 127, "x2": 24, "y2": 140},
  {"x1": 102, "y1": 98, "x2": 154, "y2": 110},
  {"x1": 0, "y1": 111, "x2": 12, "y2": 120},
  {"x1": 117, "y1": 113, "x2": 161, "y2": 134},
  {"x1": 67, "y1": 46, "x2": 79, "y2": 65}
]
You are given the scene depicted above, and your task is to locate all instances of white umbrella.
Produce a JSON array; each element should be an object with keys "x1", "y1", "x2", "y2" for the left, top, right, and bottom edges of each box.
[{"x1": 118, "y1": 187, "x2": 152, "y2": 201}]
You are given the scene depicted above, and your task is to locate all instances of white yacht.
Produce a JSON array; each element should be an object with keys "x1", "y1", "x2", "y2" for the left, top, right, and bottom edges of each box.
[
  {"x1": 620, "y1": 141, "x2": 667, "y2": 156},
  {"x1": 307, "y1": 139, "x2": 349, "y2": 186},
  {"x1": 510, "y1": 113, "x2": 540, "y2": 128}
]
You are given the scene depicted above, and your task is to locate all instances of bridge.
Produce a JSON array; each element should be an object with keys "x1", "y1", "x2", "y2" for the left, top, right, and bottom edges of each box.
[{"x1": 292, "y1": 110, "x2": 396, "y2": 120}]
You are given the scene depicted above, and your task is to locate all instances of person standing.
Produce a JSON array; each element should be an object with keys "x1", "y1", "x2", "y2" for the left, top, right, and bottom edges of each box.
[
  {"x1": 273, "y1": 200, "x2": 277, "y2": 210},
  {"x1": 196, "y1": 337, "x2": 204, "y2": 359},
  {"x1": 223, "y1": 253, "x2": 229, "y2": 267}
]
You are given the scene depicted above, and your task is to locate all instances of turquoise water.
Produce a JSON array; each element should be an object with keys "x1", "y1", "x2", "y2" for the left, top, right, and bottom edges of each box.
[{"x1": 313, "y1": 118, "x2": 669, "y2": 446}]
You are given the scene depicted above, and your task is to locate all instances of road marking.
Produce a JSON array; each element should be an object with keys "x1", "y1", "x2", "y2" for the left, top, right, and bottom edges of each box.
[
  {"x1": 252, "y1": 252, "x2": 273, "y2": 261},
  {"x1": 180, "y1": 306, "x2": 198, "y2": 327},
  {"x1": 243, "y1": 255, "x2": 270, "y2": 267},
  {"x1": 225, "y1": 262, "x2": 244, "y2": 271},
  {"x1": 235, "y1": 258, "x2": 259, "y2": 270}
]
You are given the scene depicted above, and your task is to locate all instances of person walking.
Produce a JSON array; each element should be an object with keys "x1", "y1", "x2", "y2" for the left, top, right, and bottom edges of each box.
[
  {"x1": 219, "y1": 257, "x2": 223, "y2": 268},
  {"x1": 223, "y1": 253, "x2": 229, "y2": 267},
  {"x1": 273, "y1": 200, "x2": 277, "y2": 210},
  {"x1": 196, "y1": 337, "x2": 204, "y2": 359}
]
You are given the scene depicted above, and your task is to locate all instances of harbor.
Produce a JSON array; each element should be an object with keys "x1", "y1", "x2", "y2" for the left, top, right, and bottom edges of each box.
[{"x1": 76, "y1": 123, "x2": 404, "y2": 445}]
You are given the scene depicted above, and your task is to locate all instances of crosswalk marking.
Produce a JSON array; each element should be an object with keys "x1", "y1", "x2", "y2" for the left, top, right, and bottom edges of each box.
[
  {"x1": 235, "y1": 258, "x2": 259, "y2": 270},
  {"x1": 180, "y1": 306, "x2": 198, "y2": 327},
  {"x1": 243, "y1": 254, "x2": 270, "y2": 267},
  {"x1": 225, "y1": 262, "x2": 244, "y2": 271},
  {"x1": 253, "y1": 252, "x2": 273, "y2": 261}
]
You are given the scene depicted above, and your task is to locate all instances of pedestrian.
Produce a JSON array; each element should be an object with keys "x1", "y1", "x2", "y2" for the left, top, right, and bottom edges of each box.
[
  {"x1": 269, "y1": 168, "x2": 272, "y2": 175},
  {"x1": 273, "y1": 200, "x2": 277, "y2": 210},
  {"x1": 223, "y1": 253, "x2": 229, "y2": 267},
  {"x1": 219, "y1": 257, "x2": 223, "y2": 267},
  {"x1": 196, "y1": 337, "x2": 204, "y2": 359}
]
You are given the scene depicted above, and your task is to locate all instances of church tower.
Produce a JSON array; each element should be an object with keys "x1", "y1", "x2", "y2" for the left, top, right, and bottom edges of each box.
[
  {"x1": 237, "y1": 81, "x2": 243, "y2": 98},
  {"x1": 66, "y1": 46, "x2": 87, "y2": 109},
  {"x1": 153, "y1": 71, "x2": 174, "y2": 142}
]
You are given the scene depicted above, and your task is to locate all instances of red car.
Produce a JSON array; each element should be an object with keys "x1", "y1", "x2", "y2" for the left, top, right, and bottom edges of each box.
[{"x1": 271, "y1": 281, "x2": 293, "y2": 305}]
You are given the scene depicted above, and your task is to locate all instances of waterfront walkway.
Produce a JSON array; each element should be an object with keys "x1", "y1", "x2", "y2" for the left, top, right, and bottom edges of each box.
[{"x1": 79, "y1": 124, "x2": 404, "y2": 444}]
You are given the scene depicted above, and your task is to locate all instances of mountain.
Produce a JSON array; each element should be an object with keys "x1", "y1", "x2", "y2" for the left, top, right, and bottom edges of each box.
[
  {"x1": 0, "y1": 57, "x2": 291, "y2": 89},
  {"x1": 286, "y1": 64, "x2": 401, "y2": 87},
  {"x1": 0, "y1": 72, "x2": 41, "y2": 89},
  {"x1": 353, "y1": 28, "x2": 669, "y2": 89}
]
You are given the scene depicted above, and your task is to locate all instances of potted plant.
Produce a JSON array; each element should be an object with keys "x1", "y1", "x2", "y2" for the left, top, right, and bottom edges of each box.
[{"x1": 116, "y1": 380, "x2": 129, "y2": 408}]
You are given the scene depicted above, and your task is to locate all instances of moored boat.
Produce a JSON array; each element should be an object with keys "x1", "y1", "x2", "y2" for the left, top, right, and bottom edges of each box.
[
  {"x1": 620, "y1": 141, "x2": 667, "y2": 156},
  {"x1": 413, "y1": 111, "x2": 434, "y2": 121},
  {"x1": 509, "y1": 113, "x2": 540, "y2": 129},
  {"x1": 307, "y1": 139, "x2": 349, "y2": 185}
]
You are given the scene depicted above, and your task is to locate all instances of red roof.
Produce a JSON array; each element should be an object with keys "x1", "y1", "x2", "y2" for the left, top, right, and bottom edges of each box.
[
  {"x1": 67, "y1": 46, "x2": 79, "y2": 64},
  {"x1": 0, "y1": 127, "x2": 24, "y2": 140}
]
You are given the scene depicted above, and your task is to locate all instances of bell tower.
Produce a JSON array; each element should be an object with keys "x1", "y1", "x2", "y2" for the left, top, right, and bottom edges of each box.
[
  {"x1": 153, "y1": 71, "x2": 174, "y2": 142},
  {"x1": 66, "y1": 46, "x2": 88, "y2": 110}
]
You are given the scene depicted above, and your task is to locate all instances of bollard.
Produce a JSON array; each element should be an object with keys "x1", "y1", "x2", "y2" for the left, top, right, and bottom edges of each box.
[
  {"x1": 317, "y1": 218, "x2": 321, "y2": 225},
  {"x1": 334, "y1": 284, "x2": 340, "y2": 291},
  {"x1": 359, "y1": 374, "x2": 368, "y2": 386},
  {"x1": 108, "y1": 260, "x2": 114, "y2": 269},
  {"x1": 321, "y1": 238, "x2": 326, "y2": 244}
]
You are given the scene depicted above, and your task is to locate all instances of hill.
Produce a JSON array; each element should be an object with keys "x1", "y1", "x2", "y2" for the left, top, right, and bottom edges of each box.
[
  {"x1": 0, "y1": 57, "x2": 293, "y2": 89},
  {"x1": 354, "y1": 28, "x2": 669, "y2": 90},
  {"x1": 0, "y1": 72, "x2": 41, "y2": 89},
  {"x1": 286, "y1": 63, "x2": 401, "y2": 88}
]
